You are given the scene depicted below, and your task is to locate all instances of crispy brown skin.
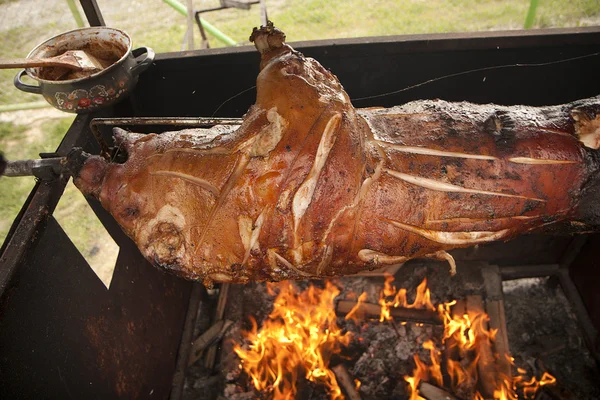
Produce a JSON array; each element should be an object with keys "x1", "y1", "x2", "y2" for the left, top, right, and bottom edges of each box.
[{"x1": 74, "y1": 24, "x2": 600, "y2": 286}]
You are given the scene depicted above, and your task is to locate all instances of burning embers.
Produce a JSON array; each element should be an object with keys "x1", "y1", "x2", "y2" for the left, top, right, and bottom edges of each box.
[{"x1": 232, "y1": 276, "x2": 556, "y2": 400}]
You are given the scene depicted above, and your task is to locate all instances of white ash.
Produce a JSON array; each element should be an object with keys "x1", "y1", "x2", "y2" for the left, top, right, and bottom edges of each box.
[{"x1": 503, "y1": 277, "x2": 600, "y2": 399}]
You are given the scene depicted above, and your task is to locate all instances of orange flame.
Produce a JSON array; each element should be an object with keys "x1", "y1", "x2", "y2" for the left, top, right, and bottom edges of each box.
[
  {"x1": 234, "y1": 281, "x2": 351, "y2": 399},
  {"x1": 405, "y1": 298, "x2": 556, "y2": 400},
  {"x1": 379, "y1": 275, "x2": 436, "y2": 321},
  {"x1": 235, "y1": 277, "x2": 556, "y2": 399},
  {"x1": 345, "y1": 292, "x2": 368, "y2": 323}
]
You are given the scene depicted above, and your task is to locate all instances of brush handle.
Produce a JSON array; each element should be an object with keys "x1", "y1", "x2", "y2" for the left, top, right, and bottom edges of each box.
[{"x1": 0, "y1": 57, "x2": 78, "y2": 70}]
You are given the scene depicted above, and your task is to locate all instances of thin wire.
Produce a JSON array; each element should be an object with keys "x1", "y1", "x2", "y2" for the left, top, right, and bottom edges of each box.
[
  {"x1": 351, "y1": 52, "x2": 600, "y2": 102},
  {"x1": 209, "y1": 52, "x2": 600, "y2": 112},
  {"x1": 212, "y1": 85, "x2": 257, "y2": 117}
]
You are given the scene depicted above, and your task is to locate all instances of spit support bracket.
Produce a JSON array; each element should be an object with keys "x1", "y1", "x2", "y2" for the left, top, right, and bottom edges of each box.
[
  {"x1": 1, "y1": 152, "x2": 66, "y2": 181},
  {"x1": 88, "y1": 117, "x2": 243, "y2": 160}
]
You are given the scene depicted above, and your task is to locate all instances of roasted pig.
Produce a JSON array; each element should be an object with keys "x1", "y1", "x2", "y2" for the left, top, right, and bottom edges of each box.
[{"x1": 72, "y1": 23, "x2": 600, "y2": 286}]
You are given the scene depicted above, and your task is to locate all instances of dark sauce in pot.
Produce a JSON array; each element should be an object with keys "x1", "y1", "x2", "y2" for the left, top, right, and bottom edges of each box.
[{"x1": 36, "y1": 41, "x2": 126, "y2": 81}]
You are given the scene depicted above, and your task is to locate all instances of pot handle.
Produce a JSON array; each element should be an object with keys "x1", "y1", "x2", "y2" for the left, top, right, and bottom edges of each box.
[
  {"x1": 130, "y1": 47, "x2": 155, "y2": 76},
  {"x1": 14, "y1": 70, "x2": 42, "y2": 94}
]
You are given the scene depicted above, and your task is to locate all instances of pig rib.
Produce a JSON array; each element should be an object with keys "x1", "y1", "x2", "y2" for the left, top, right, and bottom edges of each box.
[
  {"x1": 376, "y1": 142, "x2": 498, "y2": 161},
  {"x1": 384, "y1": 169, "x2": 546, "y2": 202},
  {"x1": 149, "y1": 171, "x2": 220, "y2": 196}
]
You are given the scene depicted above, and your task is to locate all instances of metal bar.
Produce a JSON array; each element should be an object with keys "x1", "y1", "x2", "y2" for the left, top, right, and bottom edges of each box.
[
  {"x1": 66, "y1": 0, "x2": 85, "y2": 28},
  {"x1": 260, "y1": 0, "x2": 268, "y2": 27},
  {"x1": 499, "y1": 264, "x2": 560, "y2": 280},
  {"x1": 162, "y1": 0, "x2": 237, "y2": 46},
  {"x1": 186, "y1": 0, "x2": 195, "y2": 50},
  {"x1": 194, "y1": 11, "x2": 211, "y2": 49},
  {"x1": 88, "y1": 120, "x2": 112, "y2": 159},
  {"x1": 559, "y1": 236, "x2": 589, "y2": 269},
  {"x1": 78, "y1": 0, "x2": 105, "y2": 26},
  {"x1": 3, "y1": 158, "x2": 65, "y2": 178},
  {"x1": 89, "y1": 117, "x2": 242, "y2": 159},
  {"x1": 0, "y1": 113, "x2": 93, "y2": 297},
  {"x1": 90, "y1": 117, "x2": 243, "y2": 127},
  {"x1": 0, "y1": 179, "x2": 69, "y2": 298},
  {"x1": 524, "y1": 0, "x2": 539, "y2": 29},
  {"x1": 556, "y1": 269, "x2": 600, "y2": 362}
]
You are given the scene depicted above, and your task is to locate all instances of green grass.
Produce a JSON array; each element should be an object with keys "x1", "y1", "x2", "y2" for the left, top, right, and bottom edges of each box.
[
  {"x1": 1, "y1": 0, "x2": 598, "y2": 105},
  {"x1": 98, "y1": 0, "x2": 600, "y2": 55},
  {"x1": 0, "y1": 22, "x2": 76, "y2": 105},
  {"x1": 150, "y1": 0, "x2": 599, "y2": 48},
  {"x1": 0, "y1": 120, "x2": 26, "y2": 141},
  {"x1": 0, "y1": 116, "x2": 117, "y2": 283},
  {"x1": 0, "y1": 117, "x2": 73, "y2": 242}
]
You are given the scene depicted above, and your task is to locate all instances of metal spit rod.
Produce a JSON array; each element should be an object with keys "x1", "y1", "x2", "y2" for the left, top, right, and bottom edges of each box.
[
  {"x1": 0, "y1": 153, "x2": 65, "y2": 180},
  {"x1": 0, "y1": 117, "x2": 244, "y2": 179},
  {"x1": 89, "y1": 117, "x2": 243, "y2": 159},
  {"x1": 3, "y1": 158, "x2": 65, "y2": 177}
]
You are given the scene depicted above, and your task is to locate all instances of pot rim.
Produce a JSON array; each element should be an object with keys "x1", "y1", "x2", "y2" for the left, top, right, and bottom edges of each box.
[{"x1": 24, "y1": 26, "x2": 133, "y2": 85}]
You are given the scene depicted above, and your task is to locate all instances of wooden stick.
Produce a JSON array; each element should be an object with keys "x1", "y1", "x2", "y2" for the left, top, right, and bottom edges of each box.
[
  {"x1": 188, "y1": 319, "x2": 233, "y2": 366},
  {"x1": 204, "y1": 283, "x2": 231, "y2": 369},
  {"x1": 336, "y1": 300, "x2": 443, "y2": 325},
  {"x1": 482, "y1": 264, "x2": 511, "y2": 379},
  {"x1": 486, "y1": 300, "x2": 511, "y2": 376},
  {"x1": 332, "y1": 364, "x2": 361, "y2": 400},
  {"x1": 418, "y1": 381, "x2": 460, "y2": 400},
  {"x1": 466, "y1": 295, "x2": 497, "y2": 399}
]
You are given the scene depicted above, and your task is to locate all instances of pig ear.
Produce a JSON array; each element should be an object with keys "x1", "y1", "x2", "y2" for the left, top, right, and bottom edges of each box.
[{"x1": 113, "y1": 127, "x2": 146, "y2": 153}]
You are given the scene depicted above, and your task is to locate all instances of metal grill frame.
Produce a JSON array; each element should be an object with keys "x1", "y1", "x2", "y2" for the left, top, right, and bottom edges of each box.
[{"x1": 1, "y1": 26, "x2": 599, "y2": 399}]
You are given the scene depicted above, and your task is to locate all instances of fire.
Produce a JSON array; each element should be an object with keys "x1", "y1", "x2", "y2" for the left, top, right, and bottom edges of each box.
[
  {"x1": 406, "y1": 297, "x2": 556, "y2": 400},
  {"x1": 344, "y1": 291, "x2": 367, "y2": 323},
  {"x1": 234, "y1": 281, "x2": 351, "y2": 399},
  {"x1": 379, "y1": 275, "x2": 436, "y2": 322},
  {"x1": 234, "y1": 277, "x2": 556, "y2": 399}
]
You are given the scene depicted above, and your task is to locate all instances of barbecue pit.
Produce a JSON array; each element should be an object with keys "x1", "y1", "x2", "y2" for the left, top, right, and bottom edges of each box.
[{"x1": 1, "y1": 23, "x2": 600, "y2": 399}]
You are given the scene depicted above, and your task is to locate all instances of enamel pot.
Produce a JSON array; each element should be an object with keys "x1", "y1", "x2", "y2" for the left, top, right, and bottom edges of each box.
[{"x1": 14, "y1": 27, "x2": 154, "y2": 113}]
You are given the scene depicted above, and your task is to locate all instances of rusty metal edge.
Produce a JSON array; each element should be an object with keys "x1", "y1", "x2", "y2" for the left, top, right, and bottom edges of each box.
[
  {"x1": 0, "y1": 113, "x2": 91, "y2": 300},
  {"x1": 169, "y1": 283, "x2": 205, "y2": 400},
  {"x1": 498, "y1": 261, "x2": 599, "y2": 361},
  {"x1": 499, "y1": 260, "x2": 600, "y2": 362},
  {"x1": 559, "y1": 235, "x2": 589, "y2": 269},
  {"x1": 156, "y1": 26, "x2": 600, "y2": 60},
  {"x1": 556, "y1": 268, "x2": 600, "y2": 363},
  {"x1": 499, "y1": 264, "x2": 560, "y2": 281},
  {"x1": 0, "y1": 179, "x2": 67, "y2": 299}
]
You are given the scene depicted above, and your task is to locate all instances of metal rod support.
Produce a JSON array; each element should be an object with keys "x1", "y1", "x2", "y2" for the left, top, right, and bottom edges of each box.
[
  {"x1": 3, "y1": 158, "x2": 65, "y2": 179},
  {"x1": 89, "y1": 117, "x2": 243, "y2": 160},
  {"x1": 90, "y1": 117, "x2": 242, "y2": 127},
  {"x1": 78, "y1": 0, "x2": 105, "y2": 26},
  {"x1": 162, "y1": 0, "x2": 237, "y2": 46}
]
